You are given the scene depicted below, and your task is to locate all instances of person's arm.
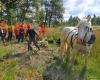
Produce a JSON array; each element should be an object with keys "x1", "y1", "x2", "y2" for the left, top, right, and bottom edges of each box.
[{"x1": 33, "y1": 29, "x2": 39, "y2": 37}]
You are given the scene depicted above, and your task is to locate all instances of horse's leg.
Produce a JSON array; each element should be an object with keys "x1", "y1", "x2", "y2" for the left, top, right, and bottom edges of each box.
[
  {"x1": 65, "y1": 42, "x2": 71, "y2": 60},
  {"x1": 84, "y1": 53, "x2": 88, "y2": 68},
  {"x1": 69, "y1": 47, "x2": 73, "y2": 61},
  {"x1": 60, "y1": 30, "x2": 70, "y2": 59},
  {"x1": 70, "y1": 48, "x2": 77, "y2": 68}
]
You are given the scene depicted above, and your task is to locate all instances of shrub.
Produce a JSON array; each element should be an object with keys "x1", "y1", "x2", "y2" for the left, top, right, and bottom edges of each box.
[{"x1": 46, "y1": 28, "x2": 61, "y2": 44}]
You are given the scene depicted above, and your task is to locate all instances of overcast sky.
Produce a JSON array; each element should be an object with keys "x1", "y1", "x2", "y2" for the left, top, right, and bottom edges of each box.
[{"x1": 63, "y1": 0, "x2": 100, "y2": 20}]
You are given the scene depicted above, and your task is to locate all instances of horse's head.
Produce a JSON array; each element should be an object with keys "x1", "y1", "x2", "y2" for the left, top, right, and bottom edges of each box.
[{"x1": 77, "y1": 16, "x2": 96, "y2": 50}]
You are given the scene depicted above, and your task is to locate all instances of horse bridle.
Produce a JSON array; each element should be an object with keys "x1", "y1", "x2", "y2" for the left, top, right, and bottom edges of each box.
[{"x1": 82, "y1": 26, "x2": 93, "y2": 46}]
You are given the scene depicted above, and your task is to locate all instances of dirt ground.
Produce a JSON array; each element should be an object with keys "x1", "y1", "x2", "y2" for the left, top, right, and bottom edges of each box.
[
  {"x1": 0, "y1": 42, "x2": 56, "y2": 80},
  {"x1": 0, "y1": 43, "x2": 86, "y2": 80}
]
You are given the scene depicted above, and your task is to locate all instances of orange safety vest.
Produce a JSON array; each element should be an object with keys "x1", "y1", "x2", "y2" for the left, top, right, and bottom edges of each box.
[
  {"x1": 14, "y1": 25, "x2": 19, "y2": 36},
  {"x1": 39, "y1": 25, "x2": 47, "y2": 39}
]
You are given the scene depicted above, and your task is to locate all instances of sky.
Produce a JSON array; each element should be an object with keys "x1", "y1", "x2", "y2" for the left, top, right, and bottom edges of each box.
[{"x1": 63, "y1": 0, "x2": 100, "y2": 21}]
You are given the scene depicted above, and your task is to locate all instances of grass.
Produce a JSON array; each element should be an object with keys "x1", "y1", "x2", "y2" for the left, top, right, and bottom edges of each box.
[
  {"x1": 86, "y1": 29, "x2": 100, "y2": 80},
  {"x1": 46, "y1": 27, "x2": 61, "y2": 41},
  {"x1": 0, "y1": 43, "x2": 43, "y2": 80},
  {"x1": 44, "y1": 27, "x2": 100, "y2": 80},
  {"x1": 0, "y1": 27, "x2": 100, "y2": 80},
  {"x1": 0, "y1": 57, "x2": 43, "y2": 80},
  {"x1": 73, "y1": 28, "x2": 100, "y2": 80},
  {"x1": 0, "y1": 59, "x2": 16, "y2": 80},
  {"x1": 0, "y1": 43, "x2": 16, "y2": 57}
]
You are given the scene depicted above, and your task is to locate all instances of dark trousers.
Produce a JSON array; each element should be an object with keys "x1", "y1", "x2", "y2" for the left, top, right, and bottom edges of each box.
[
  {"x1": 28, "y1": 38, "x2": 40, "y2": 51},
  {"x1": 7, "y1": 32, "x2": 12, "y2": 41},
  {"x1": 0, "y1": 32, "x2": 4, "y2": 42},
  {"x1": 18, "y1": 34, "x2": 24, "y2": 43},
  {"x1": 16, "y1": 35, "x2": 18, "y2": 39}
]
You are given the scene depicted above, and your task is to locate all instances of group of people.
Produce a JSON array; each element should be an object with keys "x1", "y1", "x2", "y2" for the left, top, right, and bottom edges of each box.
[{"x1": 0, "y1": 21, "x2": 47, "y2": 51}]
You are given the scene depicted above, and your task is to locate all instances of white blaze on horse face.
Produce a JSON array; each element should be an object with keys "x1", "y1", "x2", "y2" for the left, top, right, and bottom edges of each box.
[
  {"x1": 89, "y1": 21, "x2": 92, "y2": 28},
  {"x1": 87, "y1": 15, "x2": 92, "y2": 28},
  {"x1": 77, "y1": 19, "x2": 91, "y2": 41}
]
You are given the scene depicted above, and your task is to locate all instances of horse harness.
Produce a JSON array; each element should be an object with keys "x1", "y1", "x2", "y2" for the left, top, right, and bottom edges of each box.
[
  {"x1": 66, "y1": 27, "x2": 95, "y2": 48},
  {"x1": 66, "y1": 29, "x2": 78, "y2": 48}
]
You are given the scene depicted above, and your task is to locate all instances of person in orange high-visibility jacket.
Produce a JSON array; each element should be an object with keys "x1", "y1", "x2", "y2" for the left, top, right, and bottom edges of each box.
[
  {"x1": 14, "y1": 24, "x2": 19, "y2": 39},
  {"x1": 3, "y1": 22, "x2": 7, "y2": 27},
  {"x1": 3, "y1": 28, "x2": 7, "y2": 38},
  {"x1": 25, "y1": 24, "x2": 29, "y2": 38},
  {"x1": 24, "y1": 24, "x2": 27, "y2": 35},
  {"x1": 0, "y1": 23, "x2": 3, "y2": 27},
  {"x1": 39, "y1": 24, "x2": 47, "y2": 40},
  {"x1": 7, "y1": 26, "x2": 13, "y2": 41},
  {"x1": 0, "y1": 23, "x2": 4, "y2": 42},
  {"x1": 18, "y1": 23, "x2": 25, "y2": 43},
  {"x1": 2, "y1": 22, "x2": 7, "y2": 40}
]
